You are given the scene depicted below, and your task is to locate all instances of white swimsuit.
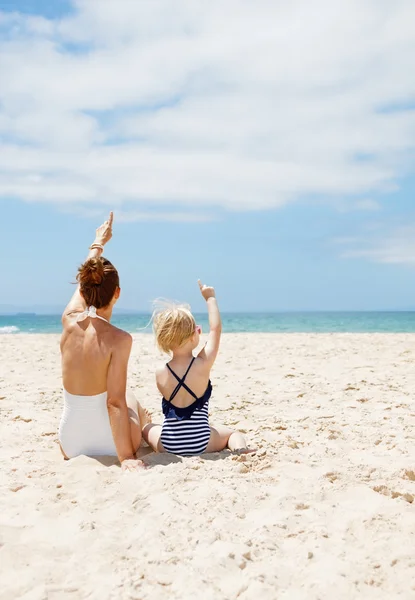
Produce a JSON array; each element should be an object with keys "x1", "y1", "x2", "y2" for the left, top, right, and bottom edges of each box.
[{"x1": 58, "y1": 306, "x2": 117, "y2": 458}]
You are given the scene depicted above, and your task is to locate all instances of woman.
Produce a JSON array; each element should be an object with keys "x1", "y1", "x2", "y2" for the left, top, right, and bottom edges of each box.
[{"x1": 59, "y1": 212, "x2": 147, "y2": 472}]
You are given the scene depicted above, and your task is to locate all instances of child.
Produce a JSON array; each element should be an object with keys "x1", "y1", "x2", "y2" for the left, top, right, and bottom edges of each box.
[{"x1": 143, "y1": 280, "x2": 252, "y2": 456}]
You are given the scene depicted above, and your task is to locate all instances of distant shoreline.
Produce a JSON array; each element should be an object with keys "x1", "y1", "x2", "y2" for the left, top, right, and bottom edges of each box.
[
  {"x1": 1, "y1": 309, "x2": 415, "y2": 317},
  {"x1": 2, "y1": 311, "x2": 415, "y2": 334}
]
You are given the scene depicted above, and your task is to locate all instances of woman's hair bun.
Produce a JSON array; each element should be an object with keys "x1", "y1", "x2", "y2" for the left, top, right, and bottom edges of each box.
[
  {"x1": 77, "y1": 257, "x2": 104, "y2": 287},
  {"x1": 75, "y1": 256, "x2": 119, "y2": 309}
]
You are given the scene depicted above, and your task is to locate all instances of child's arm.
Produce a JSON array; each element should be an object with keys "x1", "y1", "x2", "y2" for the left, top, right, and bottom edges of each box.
[{"x1": 197, "y1": 279, "x2": 222, "y2": 367}]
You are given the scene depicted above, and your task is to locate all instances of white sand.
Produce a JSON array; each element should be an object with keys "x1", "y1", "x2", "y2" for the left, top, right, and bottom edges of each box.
[{"x1": 0, "y1": 333, "x2": 414, "y2": 599}]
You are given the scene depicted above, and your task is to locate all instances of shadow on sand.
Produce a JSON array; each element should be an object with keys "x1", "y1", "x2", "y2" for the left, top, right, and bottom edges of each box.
[{"x1": 85, "y1": 447, "x2": 249, "y2": 469}]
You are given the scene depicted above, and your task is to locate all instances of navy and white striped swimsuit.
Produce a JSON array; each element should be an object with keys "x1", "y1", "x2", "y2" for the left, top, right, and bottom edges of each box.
[{"x1": 160, "y1": 357, "x2": 212, "y2": 456}]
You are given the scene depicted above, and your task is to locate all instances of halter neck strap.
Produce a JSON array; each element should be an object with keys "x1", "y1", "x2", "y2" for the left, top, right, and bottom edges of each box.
[{"x1": 77, "y1": 306, "x2": 109, "y2": 323}]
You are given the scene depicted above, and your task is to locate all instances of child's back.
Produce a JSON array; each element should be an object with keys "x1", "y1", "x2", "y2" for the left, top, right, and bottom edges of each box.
[{"x1": 156, "y1": 356, "x2": 210, "y2": 408}]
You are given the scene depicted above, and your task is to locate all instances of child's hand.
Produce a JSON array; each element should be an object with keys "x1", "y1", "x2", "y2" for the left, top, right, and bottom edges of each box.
[{"x1": 198, "y1": 279, "x2": 216, "y2": 300}]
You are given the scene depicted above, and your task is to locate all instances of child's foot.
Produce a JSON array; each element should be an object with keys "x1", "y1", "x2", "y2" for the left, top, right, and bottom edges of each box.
[
  {"x1": 138, "y1": 403, "x2": 152, "y2": 429},
  {"x1": 143, "y1": 408, "x2": 152, "y2": 426},
  {"x1": 138, "y1": 407, "x2": 153, "y2": 448},
  {"x1": 227, "y1": 431, "x2": 255, "y2": 453}
]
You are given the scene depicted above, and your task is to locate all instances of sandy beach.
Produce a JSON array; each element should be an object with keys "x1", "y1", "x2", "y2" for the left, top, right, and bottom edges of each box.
[{"x1": 0, "y1": 333, "x2": 414, "y2": 599}]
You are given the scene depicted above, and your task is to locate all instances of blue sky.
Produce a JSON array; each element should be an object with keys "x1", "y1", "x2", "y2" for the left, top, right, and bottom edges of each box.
[{"x1": 1, "y1": 1, "x2": 415, "y2": 312}]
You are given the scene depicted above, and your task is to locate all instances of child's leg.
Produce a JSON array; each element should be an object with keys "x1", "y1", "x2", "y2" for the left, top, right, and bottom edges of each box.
[
  {"x1": 205, "y1": 425, "x2": 250, "y2": 453},
  {"x1": 142, "y1": 423, "x2": 166, "y2": 453}
]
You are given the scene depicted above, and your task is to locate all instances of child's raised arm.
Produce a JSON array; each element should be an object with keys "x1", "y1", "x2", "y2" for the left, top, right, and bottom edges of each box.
[{"x1": 198, "y1": 279, "x2": 222, "y2": 367}]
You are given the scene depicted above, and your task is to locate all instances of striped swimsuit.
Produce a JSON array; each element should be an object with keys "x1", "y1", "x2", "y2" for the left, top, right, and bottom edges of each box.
[{"x1": 160, "y1": 357, "x2": 212, "y2": 456}]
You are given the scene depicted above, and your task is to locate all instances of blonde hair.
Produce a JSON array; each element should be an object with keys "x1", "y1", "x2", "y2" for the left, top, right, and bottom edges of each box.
[{"x1": 152, "y1": 300, "x2": 196, "y2": 354}]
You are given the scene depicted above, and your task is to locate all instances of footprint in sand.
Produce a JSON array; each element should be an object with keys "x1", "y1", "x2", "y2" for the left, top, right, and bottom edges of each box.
[
  {"x1": 324, "y1": 472, "x2": 339, "y2": 483},
  {"x1": 9, "y1": 485, "x2": 25, "y2": 493},
  {"x1": 372, "y1": 485, "x2": 414, "y2": 503}
]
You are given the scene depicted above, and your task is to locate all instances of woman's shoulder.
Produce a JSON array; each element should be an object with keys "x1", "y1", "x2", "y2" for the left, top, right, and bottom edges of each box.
[{"x1": 111, "y1": 326, "x2": 133, "y2": 347}]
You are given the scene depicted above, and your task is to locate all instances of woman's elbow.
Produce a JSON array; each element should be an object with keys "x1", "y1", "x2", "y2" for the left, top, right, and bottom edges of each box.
[{"x1": 107, "y1": 395, "x2": 126, "y2": 410}]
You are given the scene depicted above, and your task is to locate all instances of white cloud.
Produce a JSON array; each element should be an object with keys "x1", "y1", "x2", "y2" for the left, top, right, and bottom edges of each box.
[
  {"x1": 0, "y1": 0, "x2": 415, "y2": 218},
  {"x1": 352, "y1": 200, "x2": 381, "y2": 212},
  {"x1": 115, "y1": 210, "x2": 214, "y2": 223},
  {"x1": 336, "y1": 198, "x2": 382, "y2": 212},
  {"x1": 60, "y1": 204, "x2": 215, "y2": 223},
  {"x1": 338, "y1": 224, "x2": 415, "y2": 265}
]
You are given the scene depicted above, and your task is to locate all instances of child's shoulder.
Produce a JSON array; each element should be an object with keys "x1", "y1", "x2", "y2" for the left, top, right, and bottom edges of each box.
[
  {"x1": 155, "y1": 362, "x2": 168, "y2": 381},
  {"x1": 193, "y1": 352, "x2": 211, "y2": 373}
]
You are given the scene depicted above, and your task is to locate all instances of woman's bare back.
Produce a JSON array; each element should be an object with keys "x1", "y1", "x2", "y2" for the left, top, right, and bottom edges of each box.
[{"x1": 61, "y1": 314, "x2": 122, "y2": 395}]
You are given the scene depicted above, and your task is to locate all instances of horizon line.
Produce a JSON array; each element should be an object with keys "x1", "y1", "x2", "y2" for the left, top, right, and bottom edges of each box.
[{"x1": 2, "y1": 309, "x2": 415, "y2": 317}]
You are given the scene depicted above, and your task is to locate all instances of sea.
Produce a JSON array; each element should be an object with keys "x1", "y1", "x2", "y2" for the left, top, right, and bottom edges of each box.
[{"x1": 2, "y1": 312, "x2": 415, "y2": 334}]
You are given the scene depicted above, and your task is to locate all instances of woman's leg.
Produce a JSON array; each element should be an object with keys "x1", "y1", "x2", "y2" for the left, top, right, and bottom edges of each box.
[
  {"x1": 142, "y1": 424, "x2": 165, "y2": 453},
  {"x1": 59, "y1": 443, "x2": 69, "y2": 460},
  {"x1": 126, "y1": 391, "x2": 151, "y2": 453},
  {"x1": 205, "y1": 424, "x2": 250, "y2": 453}
]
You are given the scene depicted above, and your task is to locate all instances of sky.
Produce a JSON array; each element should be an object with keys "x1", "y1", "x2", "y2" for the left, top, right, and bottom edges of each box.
[{"x1": 1, "y1": 0, "x2": 415, "y2": 312}]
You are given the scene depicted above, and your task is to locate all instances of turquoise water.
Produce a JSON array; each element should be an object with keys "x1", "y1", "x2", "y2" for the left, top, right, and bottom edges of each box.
[{"x1": 1, "y1": 312, "x2": 415, "y2": 334}]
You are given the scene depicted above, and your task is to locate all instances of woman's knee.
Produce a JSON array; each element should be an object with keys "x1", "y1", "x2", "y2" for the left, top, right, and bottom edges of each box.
[
  {"x1": 130, "y1": 419, "x2": 142, "y2": 452},
  {"x1": 126, "y1": 390, "x2": 138, "y2": 411}
]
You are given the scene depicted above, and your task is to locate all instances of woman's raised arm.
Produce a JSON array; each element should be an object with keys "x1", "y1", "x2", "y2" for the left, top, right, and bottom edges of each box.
[{"x1": 62, "y1": 212, "x2": 114, "y2": 321}]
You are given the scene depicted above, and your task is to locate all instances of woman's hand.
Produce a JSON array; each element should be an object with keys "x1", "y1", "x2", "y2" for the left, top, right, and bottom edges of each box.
[
  {"x1": 198, "y1": 279, "x2": 216, "y2": 301},
  {"x1": 121, "y1": 458, "x2": 147, "y2": 472},
  {"x1": 94, "y1": 211, "x2": 114, "y2": 246}
]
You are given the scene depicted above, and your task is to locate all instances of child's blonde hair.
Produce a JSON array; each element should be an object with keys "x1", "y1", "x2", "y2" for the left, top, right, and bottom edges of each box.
[{"x1": 152, "y1": 300, "x2": 196, "y2": 354}]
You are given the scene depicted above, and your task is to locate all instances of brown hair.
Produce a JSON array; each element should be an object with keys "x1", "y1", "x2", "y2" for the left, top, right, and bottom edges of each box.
[
  {"x1": 77, "y1": 257, "x2": 119, "y2": 309},
  {"x1": 152, "y1": 301, "x2": 196, "y2": 354}
]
